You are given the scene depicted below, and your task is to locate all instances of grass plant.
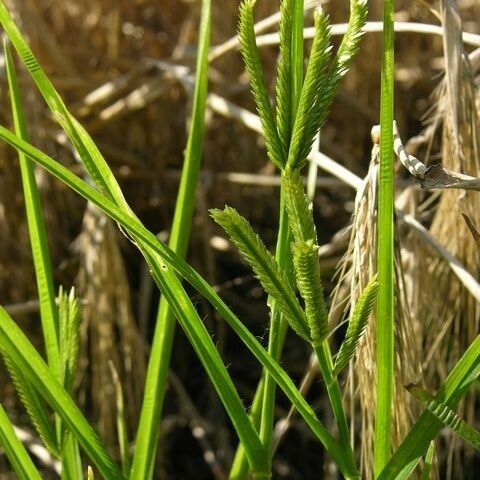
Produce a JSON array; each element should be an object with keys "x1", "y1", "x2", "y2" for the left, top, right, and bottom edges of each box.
[{"x1": 0, "y1": 0, "x2": 478, "y2": 479}]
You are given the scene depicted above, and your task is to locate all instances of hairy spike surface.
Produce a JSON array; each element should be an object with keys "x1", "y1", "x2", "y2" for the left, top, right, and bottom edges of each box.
[
  {"x1": 333, "y1": 275, "x2": 379, "y2": 376},
  {"x1": 292, "y1": 240, "x2": 329, "y2": 346},
  {"x1": 287, "y1": 7, "x2": 332, "y2": 170},
  {"x1": 282, "y1": 169, "x2": 317, "y2": 243},
  {"x1": 316, "y1": 0, "x2": 367, "y2": 128},
  {"x1": 58, "y1": 287, "x2": 81, "y2": 393},
  {"x1": 211, "y1": 206, "x2": 310, "y2": 341},
  {"x1": 238, "y1": 0, "x2": 285, "y2": 168},
  {"x1": 275, "y1": 0, "x2": 295, "y2": 154},
  {"x1": 2, "y1": 354, "x2": 59, "y2": 456},
  {"x1": 87, "y1": 466, "x2": 95, "y2": 480}
]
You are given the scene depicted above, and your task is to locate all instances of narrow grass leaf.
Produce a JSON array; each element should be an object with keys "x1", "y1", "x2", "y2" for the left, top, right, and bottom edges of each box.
[
  {"x1": 379, "y1": 335, "x2": 480, "y2": 479},
  {"x1": 109, "y1": 363, "x2": 131, "y2": 476},
  {"x1": 211, "y1": 206, "x2": 310, "y2": 341},
  {"x1": 239, "y1": 0, "x2": 285, "y2": 168},
  {"x1": 3, "y1": 40, "x2": 61, "y2": 379},
  {"x1": 333, "y1": 275, "x2": 379, "y2": 376},
  {"x1": 256, "y1": 201, "x2": 293, "y2": 469},
  {"x1": 131, "y1": 1, "x2": 213, "y2": 477},
  {"x1": 375, "y1": 0, "x2": 395, "y2": 472},
  {"x1": 139, "y1": 248, "x2": 270, "y2": 478},
  {"x1": 0, "y1": 307, "x2": 124, "y2": 479},
  {"x1": 60, "y1": 433, "x2": 82, "y2": 480},
  {"x1": 407, "y1": 385, "x2": 480, "y2": 452},
  {"x1": 0, "y1": 404, "x2": 42, "y2": 480},
  {"x1": 229, "y1": 378, "x2": 265, "y2": 479},
  {"x1": 420, "y1": 442, "x2": 435, "y2": 480}
]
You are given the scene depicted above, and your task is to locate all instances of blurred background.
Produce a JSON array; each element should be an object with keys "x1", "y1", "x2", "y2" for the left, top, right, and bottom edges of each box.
[{"x1": 0, "y1": 0, "x2": 479, "y2": 478}]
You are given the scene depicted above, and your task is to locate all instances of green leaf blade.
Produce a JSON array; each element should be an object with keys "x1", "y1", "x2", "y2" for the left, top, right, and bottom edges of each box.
[
  {"x1": 140, "y1": 249, "x2": 269, "y2": 477},
  {"x1": 0, "y1": 1, "x2": 126, "y2": 205},
  {"x1": 375, "y1": 0, "x2": 395, "y2": 472},
  {"x1": 0, "y1": 404, "x2": 43, "y2": 480},
  {"x1": 0, "y1": 307, "x2": 125, "y2": 479},
  {"x1": 379, "y1": 336, "x2": 480, "y2": 479},
  {"x1": 407, "y1": 385, "x2": 480, "y2": 452},
  {"x1": 130, "y1": 0, "x2": 211, "y2": 476},
  {"x1": 3, "y1": 40, "x2": 61, "y2": 380}
]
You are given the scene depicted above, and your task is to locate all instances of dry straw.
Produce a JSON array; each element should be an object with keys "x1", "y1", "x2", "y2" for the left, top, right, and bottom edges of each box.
[{"x1": 76, "y1": 203, "x2": 145, "y2": 444}]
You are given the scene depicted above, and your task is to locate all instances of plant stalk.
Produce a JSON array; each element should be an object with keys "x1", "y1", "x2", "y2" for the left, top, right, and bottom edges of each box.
[
  {"x1": 314, "y1": 342, "x2": 355, "y2": 465},
  {"x1": 374, "y1": 0, "x2": 395, "y2": 473},
  {"x1": 259, "y1": 197, "x2": 291, "y2": 452},
  {"x1": 129, "y1": 1, "x2": 211, "y2": 478}
]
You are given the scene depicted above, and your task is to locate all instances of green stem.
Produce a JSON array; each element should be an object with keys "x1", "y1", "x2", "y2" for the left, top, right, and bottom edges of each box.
[
  {"x1": 61, "y1": 434, "x2": 82, "y2": 480},
  {"x1": 374, "y1": 0, "x2": 395, "y2": 473},
  {"x1": 141, "y1": 248, "x2": 270, "y2": 478},
  {"x1": 259, "y1": 198, "x2": 291, "y2": 452},
  {"x1": 257, "y1": 0, "x2": 303, "y2": 464},
  {"x1": 130, "y1": 2, "x2": 211, "y2": 478},
  {"x1": 231, "y1": 2, "x2": 304, "y2": 475},
  {"x1": 0, "y1": 404, "x2": 42, "y2": 480},
  {"x1": 314, "y1": 342, "x2": 355, "y2": 465},
  {"x1": 419, "y1": 441, "x2": 435, "y2": 480},
  {"x1": 5, "y1": 41, "x2": 80, "y2": 477},
  {"x1": 229, "y1": 378, "x2": 265, "y2": 479},
  {"x1": 4, "y1": 31, "x2": 60, "y2": 383}
]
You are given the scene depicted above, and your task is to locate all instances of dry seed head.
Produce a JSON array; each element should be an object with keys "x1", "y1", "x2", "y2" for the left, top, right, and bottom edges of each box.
[
  {"x1": 338, "y1": 150, "x2": 420, "y2": 478},
  {"x1": 417, "y1": 50, "x2": 480, "y2": 476}
]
